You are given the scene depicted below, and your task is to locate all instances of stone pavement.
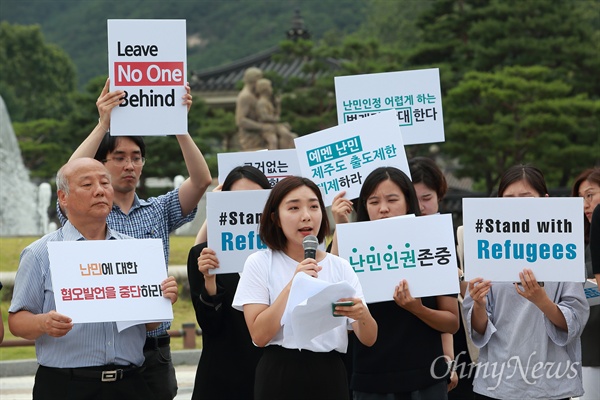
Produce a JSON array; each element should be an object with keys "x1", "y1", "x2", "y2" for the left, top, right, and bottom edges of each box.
[{"x1": 0, "y1": 351, "x2": 200, "y2": 400}]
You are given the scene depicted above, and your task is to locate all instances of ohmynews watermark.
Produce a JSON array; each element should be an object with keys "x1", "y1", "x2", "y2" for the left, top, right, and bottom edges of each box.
[{"x1": 431, "y1": 351, "x2": 580, "y2": 391}]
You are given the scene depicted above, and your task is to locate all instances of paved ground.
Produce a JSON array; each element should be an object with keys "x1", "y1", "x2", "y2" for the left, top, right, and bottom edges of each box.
[{"x1": 0, "y1": 364, "x2": 197, "y2": 400}]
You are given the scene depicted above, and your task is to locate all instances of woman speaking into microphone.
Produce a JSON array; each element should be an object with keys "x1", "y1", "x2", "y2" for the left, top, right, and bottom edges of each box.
[{"x1": 233, "y1": 176, "x2": 377, "y2": 400}]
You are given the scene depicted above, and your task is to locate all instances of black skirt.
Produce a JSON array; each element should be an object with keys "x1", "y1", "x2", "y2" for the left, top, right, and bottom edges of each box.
[{"x1": 255, "y1": 345, "x2": 349, "y2": 400}]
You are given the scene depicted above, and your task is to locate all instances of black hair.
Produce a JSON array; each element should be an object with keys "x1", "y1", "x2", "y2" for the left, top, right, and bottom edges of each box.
[
  {"x1": 356, "y1": 167, "x2": 421, "y2": 222},
  {"x1": 259, "y1": 176, "x2": 329, "y2": 250},
  {"x1": 94, "y1": 133, "x2": 146, "y2": 162},
  {"x1": 221, "y1": 165, "x2": 271, "y2": 191},
  {"x1": 497, "y1": 165, "x2": 547, "y2": 197},
  {"x1": 409, "y1": 157, "x2": 448, "y2": 200}
]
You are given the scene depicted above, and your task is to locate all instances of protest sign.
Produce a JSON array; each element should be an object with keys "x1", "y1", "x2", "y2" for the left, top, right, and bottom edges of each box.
[
  {"x1": 108, "y1": 19, "x2": 187, "y2": 136},
  {"x1": 48, "y1": 239, "x2": 173, "y2": 324},
  {"x1": 294, "y1": 110, "x2": 409, "y2": 206},
  {"x1": 337, "y1": 214, "x2": 459, "y2": 303},
  {"x1": 217, "y1": 149, "x2": 301, "y2": 187},
  {"x1": 462, "y1": 198, "x2": 585, "y2": 282},
  {"x1": 335, "y1": 68, "x2": 444, "y2": 145},
  {"x1": 206, "y1": 190, "x2": 271, "y2": 274}
]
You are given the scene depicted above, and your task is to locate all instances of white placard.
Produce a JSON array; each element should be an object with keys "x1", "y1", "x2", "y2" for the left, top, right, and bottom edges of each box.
[
  {"x1": 585, "y1": 280, "x2": 600, "y2": 307},
  {"x1": 48, "y1": 239, "x2": 173, "y2": 324},
  {"x1": 206, "y1": 190, "x2": 271, "y2": 274},
  {"x1": 294, "y1": 110, "x2": 409, "y2": 206},
  {"x1": 217, "y1": 149, "x2": 301, "y2": 187},
  {"x1": 337, "y1": 214, "x2": 459, "y2": 303},
  {"x1": 462, "y1": 198, "x2": 585, "y2": 282},
  {"x1": 335, "y1": 68, "x2": 444, "y2": 145},
  {"x1": 108, "y1": 19, "x2": 187, "y2": 136}
]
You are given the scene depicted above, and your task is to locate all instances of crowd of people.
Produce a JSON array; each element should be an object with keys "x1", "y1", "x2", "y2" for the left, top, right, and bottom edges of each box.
[{"x1": 4, "y1": 77, "x2": 599, "y2": 400}]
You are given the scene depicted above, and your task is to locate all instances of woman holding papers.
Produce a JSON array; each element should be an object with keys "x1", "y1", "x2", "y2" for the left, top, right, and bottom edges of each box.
[
  {"x1": 345, "y1": 166, "x2": 459, "y2": 400},
  {"x1": 232, "y1": 176, "x2": 377, "y2": 400},
  {"x1": 187, "y1": 166, "x2": 270, "y2": 400},
  {"x1": 571, "y1": 167, "x2": 600, "y2": 400},
  {"x1": 463, "y1": 165, "x2": 589, "y2": 399}
]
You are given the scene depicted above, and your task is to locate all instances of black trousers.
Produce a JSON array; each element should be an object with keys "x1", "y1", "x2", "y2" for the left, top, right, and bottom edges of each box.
[{"x1": 33, "y1": 365, "x2": 154, "y2": 400}]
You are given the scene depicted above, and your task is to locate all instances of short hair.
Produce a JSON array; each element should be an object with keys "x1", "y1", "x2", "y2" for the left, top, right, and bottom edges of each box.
[
  {"x1": 497, "y1": 165, "x2": 547, "y2": 197},
  {"x1": 222, "y1": 165, "x2": 271, "y2": 192},
  {"x1": 409, "y1": 157, "x2": 448, "y2": 200},
  {"x1": 259, "y1": 177, "x2": 329, "y2": 250},
  {"x1": 356, "y1": 167, "x2": 421, "y2": 222},
  {"x1": 56, "y1": 164, "x2": 70, "y2": 195},
  {"x1": 243, "y1": 67, "x2": 263, "y2": 85},
  {"x1": 94, "y1": 133, "x2": 146, "y2": 162},
  {"x1": 571, "y1": 166, "x2": 600, "y2": 243}
]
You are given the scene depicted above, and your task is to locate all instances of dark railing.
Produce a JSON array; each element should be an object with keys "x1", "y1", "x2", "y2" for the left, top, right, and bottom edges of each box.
[{"x1": 0, "y1": 323, "x2": 203, "y2": 350}]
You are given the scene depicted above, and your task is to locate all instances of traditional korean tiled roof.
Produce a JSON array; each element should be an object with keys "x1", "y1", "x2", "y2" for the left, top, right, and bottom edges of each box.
[{"x1": 190, "y1": 45, "x2": 341, "y2": 92}]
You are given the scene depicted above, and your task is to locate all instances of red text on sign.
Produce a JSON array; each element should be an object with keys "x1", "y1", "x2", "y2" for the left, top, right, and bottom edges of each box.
[{"x1": 114, "y1": 62, "x2": 184, "y2": 86}]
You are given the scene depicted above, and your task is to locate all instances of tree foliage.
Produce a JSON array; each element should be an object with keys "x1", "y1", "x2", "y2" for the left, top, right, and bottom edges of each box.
[
  {"x1": 0, "y1": 22, "x2": 77, "y2": 122},
  {"x1": 444, "y1": 66, "x2": 600, "y2": 192}
]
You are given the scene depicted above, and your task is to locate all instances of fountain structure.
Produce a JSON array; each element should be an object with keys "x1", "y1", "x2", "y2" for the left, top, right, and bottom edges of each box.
[{"x1": 0, "y1": 95, "x2": 44, "y2": 236}]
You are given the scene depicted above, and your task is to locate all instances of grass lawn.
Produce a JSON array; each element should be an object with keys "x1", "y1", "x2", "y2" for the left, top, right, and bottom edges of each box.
[{"x1": 0, "y1": 235, "x2": 202, "y2": 361}]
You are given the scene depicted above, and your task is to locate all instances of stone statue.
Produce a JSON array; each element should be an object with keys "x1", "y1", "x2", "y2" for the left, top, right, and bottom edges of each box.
[
  {"x1": 235, "y1": 67, "x2": 266, "y2": 151},
  {"x1": 255, "y1": 78, "x2": 296, "y2": 150},
  {"x1": 235, "y1": 67, "x2": 296, "y2": 151}
]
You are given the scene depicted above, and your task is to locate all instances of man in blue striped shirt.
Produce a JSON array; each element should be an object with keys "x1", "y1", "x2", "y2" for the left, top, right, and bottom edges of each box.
[
  {"x1": 58, "y1": 80, "x2": 212, "y2": 399},
  {"x1": 9, "y1": 158, "x2": 178, "y2": 399}
]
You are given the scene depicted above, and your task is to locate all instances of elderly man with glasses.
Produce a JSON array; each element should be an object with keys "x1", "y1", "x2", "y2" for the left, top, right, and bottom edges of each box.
[{"x1": 56, "y1": 79, "x2": 212, "y2": 400}]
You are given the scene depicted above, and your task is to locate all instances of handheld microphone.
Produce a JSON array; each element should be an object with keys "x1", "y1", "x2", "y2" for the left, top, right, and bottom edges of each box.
[{"x1": 302, "y1": 235, "x2": 319, "y2": 260}]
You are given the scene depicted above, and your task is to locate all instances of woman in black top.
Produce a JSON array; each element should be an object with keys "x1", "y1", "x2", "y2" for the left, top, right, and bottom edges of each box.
[{"x1": 187, "y1": 166, "x2": 270, "y2": 400}]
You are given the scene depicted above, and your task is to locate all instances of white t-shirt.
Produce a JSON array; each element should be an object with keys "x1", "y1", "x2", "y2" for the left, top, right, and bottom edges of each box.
[{"x1": 232, "y1": 249, "x2": 366, "y2": 353}]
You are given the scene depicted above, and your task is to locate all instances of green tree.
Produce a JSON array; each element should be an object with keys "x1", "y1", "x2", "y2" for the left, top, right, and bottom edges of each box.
[
  {"x1": 407, "y1": 0, "x2": 600, "y2": 96},
  {"x1": 0, "y1": 22, "x2": 77, "y2": 122},
  {"x1": 444, "y1": 66, "x2": 600, "y2": 193}
]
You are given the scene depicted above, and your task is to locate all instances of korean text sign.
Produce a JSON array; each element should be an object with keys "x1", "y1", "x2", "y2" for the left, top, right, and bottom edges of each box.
[
  {"x1": 294, "y1": 110, "x2": 409, "y2": 206},
  {"x1": 206, "y1": 190, "x2": 271, "y2": 274},
  {"x1": 217, "y1": 149, "x2": 301, "y2": 188},
  {"x1": 462, "y1": 198, "x2": 585, "y2": 282},
  {"x1": 335, "y1": 68, "x2": 444, "y2": 145},
  {"x1": 108, "y1": 19, "x2": 187, "y2": 136},
  {"x1": 48, "y1": 239, "x2": 173, "y2": 323},
  {"x1": 337, "y1": 214, "x2": 459, "y2": 303}
]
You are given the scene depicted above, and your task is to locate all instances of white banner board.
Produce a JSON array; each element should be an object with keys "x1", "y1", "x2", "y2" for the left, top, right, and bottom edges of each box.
[
  {"x1": 335, "y1": 68, "x2": 444, "y2": 145},
  {"x1": 294, "y1": 110, "x2": 409, "y2": 206},
  {"x1": 462, "y1": 198, "x2": 585, "y2": 282},
  {"x1": 217, "y1": 149, "x2": 301, "y2": 187},
  {"x1": 206, "y1": 190, "x2": 271, "y2": 274},
  {"x1": 48, "y1": 239, "x2": 173, "y2": 324},
  {"x1": 337, "y1": 214, "x2": 459, "y2": 303},
  {"x1": 108, "y1": 19, "x2": 187, "y2": 136}
]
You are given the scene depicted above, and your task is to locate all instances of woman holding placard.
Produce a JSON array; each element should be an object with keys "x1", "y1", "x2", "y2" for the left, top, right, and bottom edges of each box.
[
  {"x1": 232, "y1": 176, "x2": 377, "y2": 400},
  {"x1": 345, "y1": 166, "x2": 459, "y2": 400},
  {"x1": 187, "y1": 165, "x2": 270, "y2": 400},
  {"x1": 571, "y1": 166, "x2": 600, "y2": 400},
  {"x1": 409, "y1": 156, "x2": 477, "y2": 399},
  {"x1": 464, "y1": 164, "x2": 589, "y2": 399}
]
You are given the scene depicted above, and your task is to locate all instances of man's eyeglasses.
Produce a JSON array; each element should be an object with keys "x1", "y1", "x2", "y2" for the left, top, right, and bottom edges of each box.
[{"x1": 103, "y1": 156, "x2": 146, "y2": 167}]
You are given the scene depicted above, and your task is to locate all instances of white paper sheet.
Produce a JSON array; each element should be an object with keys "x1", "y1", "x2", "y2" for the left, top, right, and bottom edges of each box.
[{"x1": 281, "y1": 273, "x2": 356, "y2": 348}]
